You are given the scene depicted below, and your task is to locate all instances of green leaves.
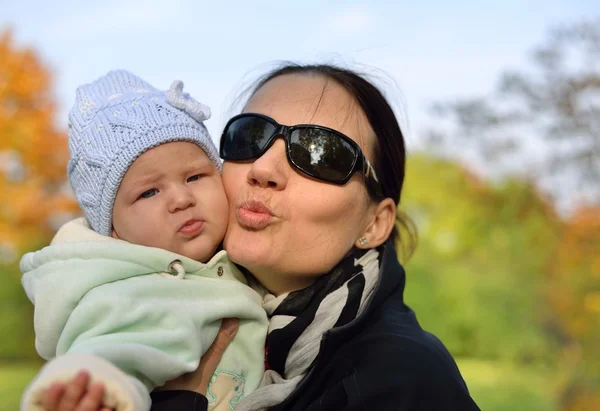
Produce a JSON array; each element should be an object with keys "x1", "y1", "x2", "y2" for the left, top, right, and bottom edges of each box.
[{"x1": 401, "y1": 154, "x2": 599, "y2": 409}]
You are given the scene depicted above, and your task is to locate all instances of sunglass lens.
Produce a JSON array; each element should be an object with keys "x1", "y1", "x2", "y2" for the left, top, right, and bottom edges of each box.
[
  {"x1": 289, "y1": 128, "x2": 356, "y2": 182},
  {"x1": 222, "y1": 116, "x2": 276, "y2": 160}
]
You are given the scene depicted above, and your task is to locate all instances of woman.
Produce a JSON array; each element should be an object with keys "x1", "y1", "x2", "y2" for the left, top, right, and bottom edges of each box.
[{"x1": 43, "y1": 64, "x2": 480, "y2": 410}]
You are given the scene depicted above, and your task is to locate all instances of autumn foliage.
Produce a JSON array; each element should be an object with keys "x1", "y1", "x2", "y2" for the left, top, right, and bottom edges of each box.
[
  {"x1": 402, "y1": 155, "x2": 599, "y2": 409},
  {"x1": 548, "y1": 206, "x2": 600, "y2": 410},
  {"x1": 0, "y1": 26, "x2": 598, "y2": 411},
  {"x1": 0, "y1": 29, "x2": 77, "y2": 257}
]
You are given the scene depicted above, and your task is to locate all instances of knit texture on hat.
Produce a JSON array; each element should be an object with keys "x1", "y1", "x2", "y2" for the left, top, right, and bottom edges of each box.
[{"x1": 67, "y1": 70, "x2": 221, "y2": 235}]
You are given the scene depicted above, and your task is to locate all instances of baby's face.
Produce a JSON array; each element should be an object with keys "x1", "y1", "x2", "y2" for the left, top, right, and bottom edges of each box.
[{"x1": 111, "y1": 142, "x2": 228, "y2": 262}]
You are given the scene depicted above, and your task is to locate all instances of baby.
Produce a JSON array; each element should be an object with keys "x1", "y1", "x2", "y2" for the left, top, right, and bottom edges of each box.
[{"x1": 20, "y1": 70, "x2": 268, "y2": 411}]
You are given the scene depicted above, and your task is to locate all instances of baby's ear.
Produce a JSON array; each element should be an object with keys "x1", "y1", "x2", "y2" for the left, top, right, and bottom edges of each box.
[{"x1": 111, "y1": 228, "x2": 120, "y2": 239}]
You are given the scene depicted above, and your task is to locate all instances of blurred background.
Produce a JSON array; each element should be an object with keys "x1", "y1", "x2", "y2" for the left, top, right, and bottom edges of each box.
[{"x1": 1, "y1": 1, "x2": 598, "y2": 410}]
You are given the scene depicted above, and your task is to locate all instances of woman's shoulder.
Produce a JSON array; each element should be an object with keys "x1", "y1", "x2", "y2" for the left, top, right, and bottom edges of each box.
[
  {"x1": 350, "y1": 326, "x2": 465, "y2": 383},
  {"x1": 334, "y1": 297, "x2": 468, "y2": 387},
  {"x1": 324, "y1": 307, "x2": 479, "y2": 410}
]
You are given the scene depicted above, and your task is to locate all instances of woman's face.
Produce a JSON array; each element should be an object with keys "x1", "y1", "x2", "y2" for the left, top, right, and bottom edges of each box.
[{"x1": 222, "y1": 74, "x2": 378, "y2": 295}]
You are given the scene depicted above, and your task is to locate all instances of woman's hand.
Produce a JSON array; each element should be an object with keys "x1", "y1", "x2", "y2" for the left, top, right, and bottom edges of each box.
[
  {"x1": 154, "y1": 318, "x2": 239, "y2": 395},
  {"x1": 41, "y1": 371, "x2": 112, "y2": 411}
]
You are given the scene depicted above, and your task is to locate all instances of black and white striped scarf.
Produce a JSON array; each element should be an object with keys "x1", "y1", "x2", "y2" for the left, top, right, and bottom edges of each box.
[{"x1": 236, "y1": 246, "x2": 383, "y2": 411}]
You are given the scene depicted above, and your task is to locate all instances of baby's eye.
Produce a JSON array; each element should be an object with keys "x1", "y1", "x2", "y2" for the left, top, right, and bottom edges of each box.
[
  {"x1": 139, "y1": 189, "x2": 158, "y2": 199},
  {"x1": 187, "y1": 174, "x2": 202, "y2": 182}
]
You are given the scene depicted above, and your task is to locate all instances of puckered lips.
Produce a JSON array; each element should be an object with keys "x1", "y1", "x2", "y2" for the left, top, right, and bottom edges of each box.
[{"x1": 237, "y1": 200, "x2": 275, "y2": 230}]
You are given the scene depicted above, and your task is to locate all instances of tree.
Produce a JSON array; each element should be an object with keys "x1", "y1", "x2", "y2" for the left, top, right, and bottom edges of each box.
[
  {"x1": 0, "y1": 29, "x2": 77, "y2": 360},
  {"x1": 426, "y1": 18, "x2": 600, "y2": 207},
  {"x1": 546, "y1": 205, "x2": 600, "y2": 410},
  {"x1": 419, "y1": 18, "x2": 600, "y2": 407},
  {"x1": 402, "y1": 154, "x2": 561, "y2": 364},
  {"x1": 0, "y1": 29, "x2": 77, "y2": 256},
  {"x1": 400, "y1": 154, "x2": 600, "y2": 409}
]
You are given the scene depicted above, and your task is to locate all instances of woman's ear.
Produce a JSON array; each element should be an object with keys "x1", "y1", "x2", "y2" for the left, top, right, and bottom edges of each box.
[{"x1": 355, "y1": 198, "x2": 396, "y2": 249}]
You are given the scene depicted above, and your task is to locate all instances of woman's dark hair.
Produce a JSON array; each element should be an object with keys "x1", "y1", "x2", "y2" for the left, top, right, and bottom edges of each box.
[{"x1": 244, "y1": 63, "x2": 417, "y2": 259}]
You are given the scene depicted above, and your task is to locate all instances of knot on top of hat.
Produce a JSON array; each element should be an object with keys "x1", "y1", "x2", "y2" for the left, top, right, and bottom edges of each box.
[{"x1": 165, "y1": 80, "x2": 211, "y2": 123}]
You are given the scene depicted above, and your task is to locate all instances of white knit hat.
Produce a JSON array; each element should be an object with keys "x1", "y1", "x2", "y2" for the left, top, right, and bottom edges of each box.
[{"x1": 67, "y1": 70, "x2": 221, "y2": 235}]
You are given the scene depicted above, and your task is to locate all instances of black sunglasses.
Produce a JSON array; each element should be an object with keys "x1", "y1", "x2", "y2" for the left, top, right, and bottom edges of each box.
[{"x1": 220, "y1": 113, "x2": 383, "y2": 197}]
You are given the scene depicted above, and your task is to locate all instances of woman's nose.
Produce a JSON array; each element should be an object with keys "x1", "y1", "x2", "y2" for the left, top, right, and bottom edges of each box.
[{"x1": 246, "y1": 138, "x2": 289, "y2": 190}]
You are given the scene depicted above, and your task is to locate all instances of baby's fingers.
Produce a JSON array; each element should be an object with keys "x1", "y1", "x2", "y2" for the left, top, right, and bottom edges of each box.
[
  {"x1": 56, "y1": 371, "x2": 90, "y2": 410},
  {"x1": 42, "y1": 382, "x2": 66, "y2": 410},
  {"x1": 75, "y1": 382, "x2": 109, "y2": 411}
]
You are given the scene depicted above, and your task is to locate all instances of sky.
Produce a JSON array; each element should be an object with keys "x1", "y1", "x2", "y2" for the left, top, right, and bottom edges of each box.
[{"x1": 1, "y1": 0, "x2": 598, "y2": 150}]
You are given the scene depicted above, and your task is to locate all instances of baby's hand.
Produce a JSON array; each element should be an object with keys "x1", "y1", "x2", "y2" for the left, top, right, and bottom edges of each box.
[{"x1": 42, "y1": 370, "x2": 113, "y2": 411}]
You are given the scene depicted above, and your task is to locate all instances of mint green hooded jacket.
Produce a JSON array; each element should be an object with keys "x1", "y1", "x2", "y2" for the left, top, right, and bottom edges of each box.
[{"x1": 20, "y1": 218, "x2": 268, "y2": 411}]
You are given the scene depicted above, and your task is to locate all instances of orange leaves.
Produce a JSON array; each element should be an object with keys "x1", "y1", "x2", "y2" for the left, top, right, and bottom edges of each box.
[
  {"x1": 545, "y1": 204, "x2": 600, "y2": 409},
  {"x1": 551, "y1": 206, "x2": 600, "y2": 314},
  {"x1": 548, "y1": 205, "x2": 600, "y2": 330},
  {"x1": 0, "y1": 31, "x2": 67, "y2": 183},
  {"x1": 0, "y1": 30, "x2": 52, "y2": 105},
  {"x1": 0, "y1": 29, "x2": 77, "y2": 258},
  {"x1": 562, "y1": 207, "x2": 600, "y2": 269}
]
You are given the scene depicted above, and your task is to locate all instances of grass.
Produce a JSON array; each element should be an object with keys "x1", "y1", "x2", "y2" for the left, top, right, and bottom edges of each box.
[
  {"x1": 0, "y1": 362, "x2": 40, "y2": 411},
  {"x1": 457, "y1": 358, "x2": 557, "y2": 411},
  {"x1": 1, "y1": 360, "x2": 556, "y2": 411}
]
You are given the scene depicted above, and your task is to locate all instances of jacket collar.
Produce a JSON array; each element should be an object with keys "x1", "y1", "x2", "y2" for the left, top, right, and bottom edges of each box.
[
  {"x1": 272, "y1": 240, "x2": 407, "y2": 410},
  {"x1": 327, "y1": 238, "x2": 405, "y2": 339}
]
